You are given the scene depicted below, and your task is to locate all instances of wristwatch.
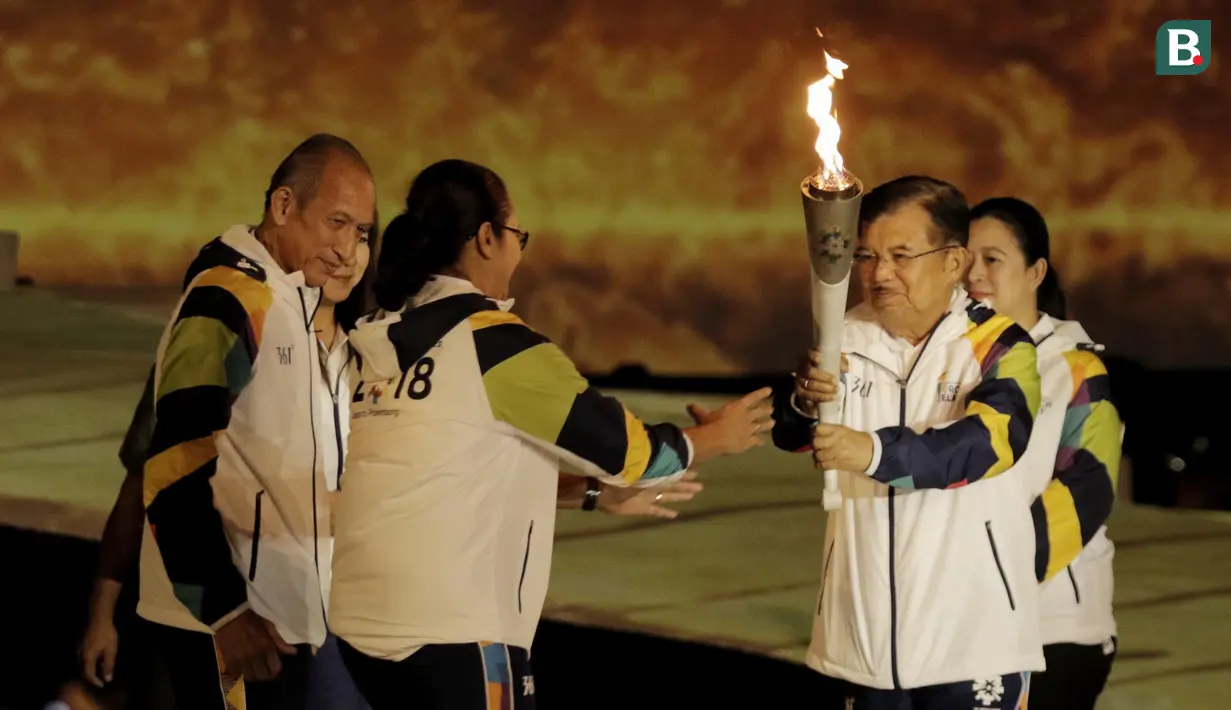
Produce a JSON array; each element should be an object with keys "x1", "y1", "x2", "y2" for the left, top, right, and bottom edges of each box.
[{"x1": 582, "y1": 477, "x2": 601, "y2": 511}]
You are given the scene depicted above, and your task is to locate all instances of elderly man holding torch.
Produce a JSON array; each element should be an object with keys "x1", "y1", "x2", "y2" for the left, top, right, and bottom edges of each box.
[{"x1": 772, "y1": 48, "x2": 1044, "y2": 710}]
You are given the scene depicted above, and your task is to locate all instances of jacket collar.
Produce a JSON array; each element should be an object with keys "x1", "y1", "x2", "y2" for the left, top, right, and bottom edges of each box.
[
  {"x1": 412, "y1": 274, "x2": 515, "y2": 312},
  {"x1": 1035, "y1": 314, "x2": 1102, "y2": 356},
  {"x1": 220, "y1": 225, "x2": 308, "y2": 289},
  {"x1": 318, "y1": 323, "x2": 350, "y2": 357},
  {"x1": 847, "y1": 287, "x2": 971, "y2": 363},
  {"x1": 350, "y1": 278, "x2": 503, "y2": 382},
  {"x1": 1029, "y1": 313, "x2": 1056, "y2": 344}
]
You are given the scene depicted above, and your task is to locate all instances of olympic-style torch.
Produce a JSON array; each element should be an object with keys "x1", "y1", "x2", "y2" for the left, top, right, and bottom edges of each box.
[{"x1": 801, "y1": 49, "x2": 862, "y2": 511}]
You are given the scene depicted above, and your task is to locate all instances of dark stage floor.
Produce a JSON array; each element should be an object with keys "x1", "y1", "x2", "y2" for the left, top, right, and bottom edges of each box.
[{"x1": 0, "y1": 525, "x2": 835, "y2": 710}]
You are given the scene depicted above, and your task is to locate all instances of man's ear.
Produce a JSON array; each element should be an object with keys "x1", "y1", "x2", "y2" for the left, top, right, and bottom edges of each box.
[
  {"x1": 946, "y1": 245, "x2": 970, "y2": 278},
  {"x1": 473, "y1": 221, "x2": 497, "y2": 260},
  {"x1": 268, "y1": 187, "x2": 295, "y2": 226}
]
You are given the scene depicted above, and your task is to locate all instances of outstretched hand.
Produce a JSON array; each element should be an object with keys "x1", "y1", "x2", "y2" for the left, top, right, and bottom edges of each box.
[
  {"x1": 686, "y1": 402, "x2": 714, "y2": 425},
  {"x1": 601, "y1": 472, "x2": 704, "y2": 519},
  {"x1": 683, "y1": 387, "x2": 775, "y2": 463}
]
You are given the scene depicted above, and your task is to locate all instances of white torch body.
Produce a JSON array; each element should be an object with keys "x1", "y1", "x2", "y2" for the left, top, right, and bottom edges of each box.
[
  {"x1": 812, "y1": 269, "x2": 850, "y2": 508},
  {"x1": 801, "y1": 177, "x2": 863, "y2": 511}
]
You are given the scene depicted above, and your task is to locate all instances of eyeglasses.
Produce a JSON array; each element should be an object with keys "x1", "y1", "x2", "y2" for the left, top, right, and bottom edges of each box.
[
  {"x1": 853, "y1": 245, "x2": 959, "y2": 270},
  {"x1": 495, "y1": 223, "x2": 530, "y2": 250},
  {"x1": 467, "y1": 223, "x2": 531, "y2": 251}
]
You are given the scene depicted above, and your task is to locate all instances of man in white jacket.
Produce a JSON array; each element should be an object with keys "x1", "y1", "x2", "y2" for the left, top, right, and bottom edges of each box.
[
  {"x1": 775, "y1": 176, "x2": 1042, "y2": 709},
  {"x1": 138, "y1": 134, "x2": 377, "y2": 710},
  {"x1": 126, "y1": 141, "x2": 707, "y2": 710}
]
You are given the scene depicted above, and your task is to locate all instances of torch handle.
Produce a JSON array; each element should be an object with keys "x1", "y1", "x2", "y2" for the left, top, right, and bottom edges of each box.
[
  {"x1": 812, "y1": 271, "x2": 850, "y2": 512},
  {"x1": 800, "y1": 174, "x2": 862, "y2": 513}
]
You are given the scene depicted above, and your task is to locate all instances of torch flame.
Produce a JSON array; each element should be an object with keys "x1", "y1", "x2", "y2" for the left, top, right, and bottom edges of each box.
[{"x1": 807, "y1": 51, "x2": 853, "y2": 191}]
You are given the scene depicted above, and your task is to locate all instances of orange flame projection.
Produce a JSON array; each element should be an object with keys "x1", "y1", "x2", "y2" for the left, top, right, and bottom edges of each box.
[
  {"x1": 1, "y1": 0, "x2": 1229, "y2": 371},
  {"x1": 806, "y1": 50, "x2": 853, "y2": 191}
]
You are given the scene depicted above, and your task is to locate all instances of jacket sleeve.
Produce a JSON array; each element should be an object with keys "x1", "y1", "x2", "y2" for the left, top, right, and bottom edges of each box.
[
  {"x1": 119, "y1": 367, "x2": 156, "y2": 475},
  {"x1": 870, "y1": 315, "x2": 1041, "y2": 490},
  {"x1": 470, "y1": 311, "x2": 692, "y2": 488},
  {"x1": 143, "y1": 267, "x2": 272, "y2": 628},
  {"x1": 1031, "y1": 350, "x2": 1122, "y2": 582},
  {"x1": 96, "y1": 368, "x2": 157, "y2": 584},
  {"x1": 770, "y1": 378, "x2": 844, "y2": 452},
  {"x1": 771, "y1": 386, "x2": 812, "y2": 452}
]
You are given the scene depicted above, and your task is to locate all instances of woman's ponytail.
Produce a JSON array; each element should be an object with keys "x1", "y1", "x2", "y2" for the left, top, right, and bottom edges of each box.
[
  {"x1": 374, "y1": 159, "x2": 512, "y2": 313},
  {"x1": 1037, "y1": 264, "x2": 1067, "y2": 320},
  {"x1": 374, "y1": 213, "x2": 432, "y2": 312}
]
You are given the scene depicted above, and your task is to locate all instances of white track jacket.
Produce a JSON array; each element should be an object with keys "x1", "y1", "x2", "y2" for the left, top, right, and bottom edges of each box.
[
  {"x1": 329, "y1": 276, "x2": 694, "y2": 661},
  {"x1": 1022, "y1": 316, "x2": 1121, "y2": 648},
  {"x1": 773, "y1": 290, "x2": 1044, "y2": 689},
  {"x1": 137, "y1": 226, "x2": 345, "y2": 647}
]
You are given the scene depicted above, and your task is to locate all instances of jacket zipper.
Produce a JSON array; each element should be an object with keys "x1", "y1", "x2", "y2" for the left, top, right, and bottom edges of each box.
[
  {"x1": 888, "y1": 387, "x2": 903, "y2": 689},
  {"x1": 330, "y1": 395, "x2": 344, "y2": 489},
  {"x1": 817, "y1": 540, "x2": 836, "y2": 615},
  {"x1": 327, "y1": 348, "x2": 351, "y2": 490},
  {"x1": 248, "y1": 490, "x2": 265, "y2": 582},
  {"x1": 299, "y1": 289, "x2": 326, "y2": 626},
  {"x1": 880, "y1": 313, "x2": 947, "y2": 690},
  {"x1": 1067, "y1": 566, "x2": 1081, "y2": 603},
  {"x1": 518, "y1": 521, "x2": 534, "y2": 613},
  {"x1": 985, "y1": 521, "x2": 1016, "y2": 611}
]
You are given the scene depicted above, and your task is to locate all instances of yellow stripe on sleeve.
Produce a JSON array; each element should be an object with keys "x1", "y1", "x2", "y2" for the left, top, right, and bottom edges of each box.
[
  {"x1": 619, "y1": 406, "x2": 653, "y2": 484},
  {"x1": 143, "y1": 435, "x2": 219, "y2": 507},
  {"x1": 1040, "y1": 479, "x2": 1083, "y2": 581}
]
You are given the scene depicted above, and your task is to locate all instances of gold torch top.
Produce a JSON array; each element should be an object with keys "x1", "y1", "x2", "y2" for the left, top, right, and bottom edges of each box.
[{"x1": 804, "y1": 48, "x2": 858, "y2": 198}]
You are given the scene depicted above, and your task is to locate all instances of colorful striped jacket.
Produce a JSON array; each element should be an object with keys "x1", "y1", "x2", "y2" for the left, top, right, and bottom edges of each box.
[
  {"x1": 328, "y1": 275, "x2": 692, "y2": 660},
  {"x1": 1023, "y1": 316, "x2": 1121, "y2": 646},
  {"x1": 137, "y1": 225, "x2": 335, "y2": 647},
  {"x1": 772, "y1": 290, "x2": 1044, "y2": 690}
]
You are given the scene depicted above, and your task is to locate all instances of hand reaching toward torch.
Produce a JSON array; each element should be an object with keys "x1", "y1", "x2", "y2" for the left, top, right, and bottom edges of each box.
[
  {"x1": 793, "y1": 349, "x2": 849, "y2": 417},
  {"x1": 791, "y1": 350, "x2": 872, "y2": 473},
  {"x1": 684, "y1": 387, "x2": 776, "y2": 461}
]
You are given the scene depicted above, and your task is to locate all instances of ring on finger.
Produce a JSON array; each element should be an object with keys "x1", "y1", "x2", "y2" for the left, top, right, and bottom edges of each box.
[
  {"x1": 803, "y1": 378, "x2": 811, "y2": 389},
  {"x1": 655, "y1": 493, "x2": 663, "y2": 502}
]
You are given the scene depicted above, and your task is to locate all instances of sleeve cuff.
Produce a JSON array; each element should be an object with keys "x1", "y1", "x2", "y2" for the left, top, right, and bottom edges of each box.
[
  {"x1": 208, "y1": 601, "x2": 252, "y2": 632},
  {"x1": 789, "y1": 394, "x2": 820, "y2": 421},
  {"x1": 864, "y1": 431, "x2": 883, "y2": 476}
]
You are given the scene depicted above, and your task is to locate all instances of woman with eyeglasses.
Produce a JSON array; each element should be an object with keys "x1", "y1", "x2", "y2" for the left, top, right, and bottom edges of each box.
[
  {"x1": 327, "y1": 159, "x2": 774, "y2": 709},
  {"x1": 968, "y1": 197, "x2": 1123, "y2": 710}
]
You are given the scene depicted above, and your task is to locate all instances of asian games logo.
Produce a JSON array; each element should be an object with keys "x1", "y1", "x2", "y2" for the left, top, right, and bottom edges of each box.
[
  {"x1": 368, "y1": 383, "x2": 385, "y2": 405},
  {"x1": 819, "y1": 228, "x2": 850, "y2": 264}
]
